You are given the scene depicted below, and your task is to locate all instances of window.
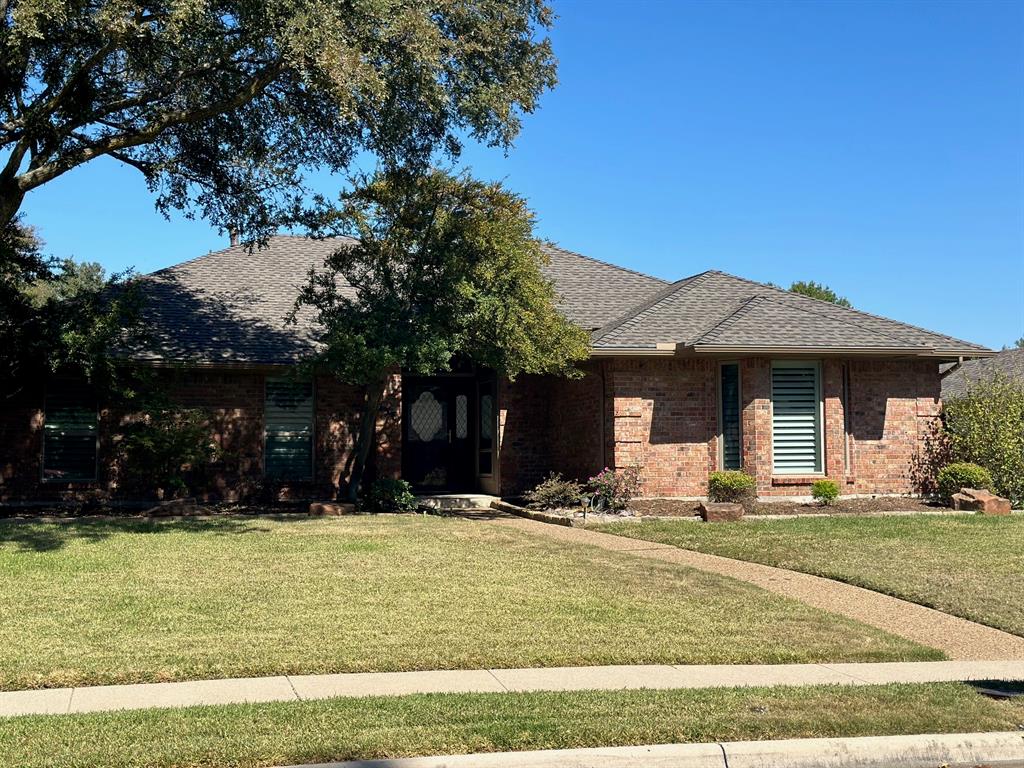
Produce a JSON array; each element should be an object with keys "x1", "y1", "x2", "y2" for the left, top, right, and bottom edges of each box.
[
  {"x1": 719, "y1": 363, "x2": 741, "y2": 470},
  {"x1": 771, "y1": 361, "x2": 822, "y2": 474},
  {"x1": 43, "y1": 383, "x2": 97, "y2": 481},
  {"x1": 265, "y1": 377, "x2": 314, "y2": 480},
  {"x1": 477, "y1": 380, "x2": 495, "y2": 476}
]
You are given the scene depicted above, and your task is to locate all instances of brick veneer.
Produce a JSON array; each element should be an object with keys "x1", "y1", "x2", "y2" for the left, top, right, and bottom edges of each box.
[
  {"x1": 1, "y1": 357, "x2": 942, "y2": 503},
  {"x1": 0, "y1": 368, "x2": 401, "y2": 502}
]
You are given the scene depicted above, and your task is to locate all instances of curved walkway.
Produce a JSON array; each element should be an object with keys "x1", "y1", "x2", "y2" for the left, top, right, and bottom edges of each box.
[{"x1": 496, "y1": 517, "x2": 1024, "y2": 661}]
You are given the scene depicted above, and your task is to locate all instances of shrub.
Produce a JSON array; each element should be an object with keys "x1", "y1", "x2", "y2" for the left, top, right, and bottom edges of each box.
[
  {"x1": 525, "y1": 472, "x2": 584, "y2": 510},
  {"x1": 115, "y1": 406, "x2": 219, "y2": 499},
  {"x1": 944, "y1": 374, "x2": 1024, "y2": 507},
  {"x1": 707, "y1": 470, "x2": 756, "y2": 510},
  {"x1": 366, "y1": 478, "x2": 417, "y2": 513},
  {"x1": 587, "y1": 466, "x2": 642, "y2": 512},
  {"x1": 811, "y1": 479, "x2": 840, "y2": 506},
  {"x1": 936, "y1": 462, "x2": 993, "y2": 505}
]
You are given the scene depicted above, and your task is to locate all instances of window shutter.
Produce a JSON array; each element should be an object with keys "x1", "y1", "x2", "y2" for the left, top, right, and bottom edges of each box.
[
  {"x1": 720, "y1": 363, "x2": 741, "y2": 470},
  {"x1": 43, "y1": 384, "x2": 97, "y2": 481},
  {"x1": 265, "y1": 378, "x2": 314, "y2": 480},
  {"x1": 771, "y1": 363, "x2": 821, "y2": 474}
]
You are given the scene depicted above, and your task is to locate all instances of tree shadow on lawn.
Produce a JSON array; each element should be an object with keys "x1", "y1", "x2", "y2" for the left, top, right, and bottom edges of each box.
[{"x1": 0, "y1": 516, "x2": 272, "y2": 553}]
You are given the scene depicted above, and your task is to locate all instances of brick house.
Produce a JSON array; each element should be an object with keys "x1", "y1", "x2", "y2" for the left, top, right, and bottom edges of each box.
[{"x1": 0, "y1": 235, "x2": 992, "y2": 502}]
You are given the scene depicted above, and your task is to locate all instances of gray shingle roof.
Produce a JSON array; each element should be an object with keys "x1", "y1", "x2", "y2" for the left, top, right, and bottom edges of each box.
[
  {"x1": 132, "y1": 235, "x2": 668, "y2": 364},
  {"x1": 592, "y1": 270, "x2": 989, "y2": 356},
  {"x1": 942, "y1": 348, "x2": 1024, "y2": 399},
  {"x1": 131, "y1": 236, "x2": 989, "y2": 364}
]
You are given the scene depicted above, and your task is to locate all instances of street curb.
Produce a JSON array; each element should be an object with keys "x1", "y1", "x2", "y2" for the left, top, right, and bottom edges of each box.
[{"x1": 283, "y1": 731, "x2": 1024, "y2": 768}]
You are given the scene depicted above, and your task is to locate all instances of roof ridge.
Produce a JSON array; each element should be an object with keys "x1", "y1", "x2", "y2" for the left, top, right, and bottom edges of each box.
[
  {"x1": 704, "y1": 270, "x2": 987, "y2": 351},
  {"x1": 144, "y1": 234, "x2": 353, "y2": 279},
  {"x1": 591, "y1": 270, "x2": 715, "y2": 342},
  {"x1": 692, "y1": 295, "x2": 769, "y2": 345},
  {"x1": 541, "y1": 242, "x2": 669, "y2": 285}
]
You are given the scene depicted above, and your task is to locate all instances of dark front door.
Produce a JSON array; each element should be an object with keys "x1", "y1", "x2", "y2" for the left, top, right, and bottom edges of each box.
[{"x1": 402, "y1": 377, "x2": 476, "y2": 492}]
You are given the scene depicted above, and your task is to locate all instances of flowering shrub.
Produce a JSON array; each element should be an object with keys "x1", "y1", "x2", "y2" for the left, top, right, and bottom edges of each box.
[{"x1": 587, "y1": 466, "x2": 642, "y2": 512}]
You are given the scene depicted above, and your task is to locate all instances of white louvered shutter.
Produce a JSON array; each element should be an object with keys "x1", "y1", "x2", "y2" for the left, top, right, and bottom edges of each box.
[{"x1": 771, "y1": 363, "x2": 821, "y2": 474}]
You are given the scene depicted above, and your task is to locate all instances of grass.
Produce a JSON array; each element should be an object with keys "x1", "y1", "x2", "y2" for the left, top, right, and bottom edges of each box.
[
  {"x1": 594, "y1": 515, "x2": 1024, "y2": 636},
  {"x1": 0, "y1": 515, "x2": 938, "y2": 690},
  {"x1": 1, "y1": 683, "x2": 1022, "y2": 768}
]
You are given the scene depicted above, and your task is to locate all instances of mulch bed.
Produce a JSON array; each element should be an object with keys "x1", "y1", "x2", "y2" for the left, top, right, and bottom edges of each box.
[{"x1": 629, "y1": 496, "x2": 946, "y2": 517}]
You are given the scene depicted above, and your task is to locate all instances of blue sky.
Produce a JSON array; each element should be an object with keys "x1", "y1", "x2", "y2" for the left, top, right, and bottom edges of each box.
[{"x1": 19, "y1": 0, "x2": 1024, "y2": 348}]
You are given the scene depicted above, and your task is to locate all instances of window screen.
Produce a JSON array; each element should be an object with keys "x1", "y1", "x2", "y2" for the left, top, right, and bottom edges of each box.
[{"x1": 265, "y1": 378, "x2": 314, "y2": 480}]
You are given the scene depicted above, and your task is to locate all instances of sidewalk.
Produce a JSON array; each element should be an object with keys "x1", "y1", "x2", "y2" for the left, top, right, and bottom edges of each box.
[
  {"x1": 2, "y1": 660, "x2": 1022, "y2": 718},
  {"x1": 284, "y1": 732, "x2": 1024, "y2": 768}
]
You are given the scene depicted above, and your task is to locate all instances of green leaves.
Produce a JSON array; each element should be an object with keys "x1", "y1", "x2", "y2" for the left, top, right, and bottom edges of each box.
[
  {"x1": 943, "y1": 374, "x2": 1024, "y2": 506},
  {"x1": 295, "y1": 168, "x2": 590, "y2": 386},
  {"x1": 1, "y1": 0, "x2": 557, "y2": 237},
  {"x1": 788, "y1": 281, "x2": 852, "y2": 307}
]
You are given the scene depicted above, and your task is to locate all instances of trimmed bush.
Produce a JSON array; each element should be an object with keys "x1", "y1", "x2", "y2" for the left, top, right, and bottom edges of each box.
[
  {"x1": 525, "y1": 472, "x2": 584, "y2": 510},
  {"x1": 587, "y1": 466, "x2": 642, "y2": 512},
  {"x1": 811, "y1": 479, "x2": 840, "y2": 506},
  {"x1": 366, "y1": 478, "x2": 417, "y2": 513},
  {"x1": 936, "y1": 463, "x2": 993, "y2": 505},
  {"x1": 708, "y1": 470, "x2": 756, "y2": 510}
]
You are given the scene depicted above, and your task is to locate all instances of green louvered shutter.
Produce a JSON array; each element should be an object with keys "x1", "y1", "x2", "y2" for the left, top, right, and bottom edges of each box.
[
  {"x1": 771, "y1": 362, "x2": 822, "y2": 474},
  {"x1": 43, "y1": 384, "x2": 97, "y2": 481},
  {"x1": 265, "y1": 378, "x2": 314, "y2": 480},
  {"x1": 720, "y1": 363, "x2": 741, "y2": 470}
]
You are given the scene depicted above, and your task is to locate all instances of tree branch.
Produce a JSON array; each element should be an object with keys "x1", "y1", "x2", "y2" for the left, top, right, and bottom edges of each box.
[{"x1": 14, "y1": 59, "x2": 285, "y2": 194}]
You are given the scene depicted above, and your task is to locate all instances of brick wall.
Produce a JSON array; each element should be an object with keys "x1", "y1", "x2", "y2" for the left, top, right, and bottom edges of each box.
[
  {"x1": 605, "y1": 358, "x2": 718, "y2": 497},
  {"x1": 0, "y1": 368, "x2": 401, "y2": 503}
]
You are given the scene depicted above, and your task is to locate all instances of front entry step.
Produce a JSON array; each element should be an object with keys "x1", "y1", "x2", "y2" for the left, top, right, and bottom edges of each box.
[{"x1": 416, "y1": 493, "x2": 499, "y2": 511}]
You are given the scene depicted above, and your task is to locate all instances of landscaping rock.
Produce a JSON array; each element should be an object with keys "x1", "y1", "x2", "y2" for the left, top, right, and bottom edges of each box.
[
  {"x1": 144, "y1": 498, "x2": 200, "y2": 517},
  {"x1": 699, "y1": 501, "x2": 744, "y2": 522},
  {"x1": 951, "y1": 488, "x2": 1011, "y2": 516},
  {"x1": 309, "y1": 502, "x2": 357, "y2": 516}
]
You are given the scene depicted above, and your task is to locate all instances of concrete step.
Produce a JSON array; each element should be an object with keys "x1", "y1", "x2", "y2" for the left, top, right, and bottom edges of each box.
[{"x1": 416, "y1": 494, "x2": 499, "y2": 510}]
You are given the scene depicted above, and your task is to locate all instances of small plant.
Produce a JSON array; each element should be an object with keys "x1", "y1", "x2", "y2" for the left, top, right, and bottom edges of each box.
[
  {"x1": 525, "y1": 472, "x2": 584, "y2": 510},
  {"x1": 707, "y1": 470, "x2": 756, "y2": 510},
  {"x1": 366, "y1": 478, "x2": 417, "y2": 513},
  {"x1": 587, "y1": 466, "x2": 642, "y2": 512},
  {"x1": 936, "y1": 462, "x2": 993, "y2": 505},
  {"x1": 811, "y1": 479, "x2": 840, "y2": 506}
]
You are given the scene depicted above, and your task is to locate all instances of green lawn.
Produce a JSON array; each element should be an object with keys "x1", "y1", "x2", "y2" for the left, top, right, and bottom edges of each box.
[
  {"x1": 594, "y1": 515, "x2": 1024, "y2": 636},
  {"x1": 0, "y1": 515, "x2": 937, "y2": 690},
  {"x1": 2, "y1": 683, "x2": 1021, "y2": 768}
]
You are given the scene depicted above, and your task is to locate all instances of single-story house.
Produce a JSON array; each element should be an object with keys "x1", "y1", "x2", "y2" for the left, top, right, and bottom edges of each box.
[
  {"x1": 0, "y1": 235, "x2": 993, "y2": 502},
  {"x1": 941, "y1": 348, "x2": 1023, "y2": 400}
]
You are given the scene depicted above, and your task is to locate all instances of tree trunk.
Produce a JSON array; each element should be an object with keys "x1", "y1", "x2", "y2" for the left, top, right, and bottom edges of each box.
[
  {"x1": 345, "y1": 373, "x2": 388, "y2": 503},
  {"x1": 0, "y1": 188, "x2": 25, "y2": 226}
]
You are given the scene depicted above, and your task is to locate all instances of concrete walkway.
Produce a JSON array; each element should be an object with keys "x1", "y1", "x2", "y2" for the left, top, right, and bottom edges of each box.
[
  {"x1": 496, "y1": 517, "x2": 1024, "y2": 661},
  {"x1": 2, "y1": 660, "x2": 1022, "y2": 718}
]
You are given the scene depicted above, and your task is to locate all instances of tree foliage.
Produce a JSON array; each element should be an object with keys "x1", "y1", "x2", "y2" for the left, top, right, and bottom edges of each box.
[
  {"x1": 293, "y1": 168, "x2": 590, "y2": 500},
  {"x1": 0, "y1": 0, "x2": 557, "y2": 235},
  {"x1": 788, "y1": 280, "x2": 852, "y2": 307},
  {"x1": 943, "y1": 374, "x2": 1024, "y2": 506},
  {"x1": 0, "y1": 217, "x2": 142, "y2": 400}
]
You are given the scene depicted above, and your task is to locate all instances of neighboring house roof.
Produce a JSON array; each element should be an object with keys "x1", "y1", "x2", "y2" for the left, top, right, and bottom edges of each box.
[
  {"x1": 941, "y1": 348, "x2": 1024, "y2": 399},
  {"x1": 133, "y1": 235, "x2": 990, "y2": 365},
  {"x1": 591, "y1": 270, "x2": 988, "y2": 357}
]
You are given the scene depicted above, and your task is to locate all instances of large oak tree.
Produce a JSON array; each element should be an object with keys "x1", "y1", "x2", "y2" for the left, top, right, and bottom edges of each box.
[{"x1": 0, "y1": 0, "x2": 556, "y2": 234}]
